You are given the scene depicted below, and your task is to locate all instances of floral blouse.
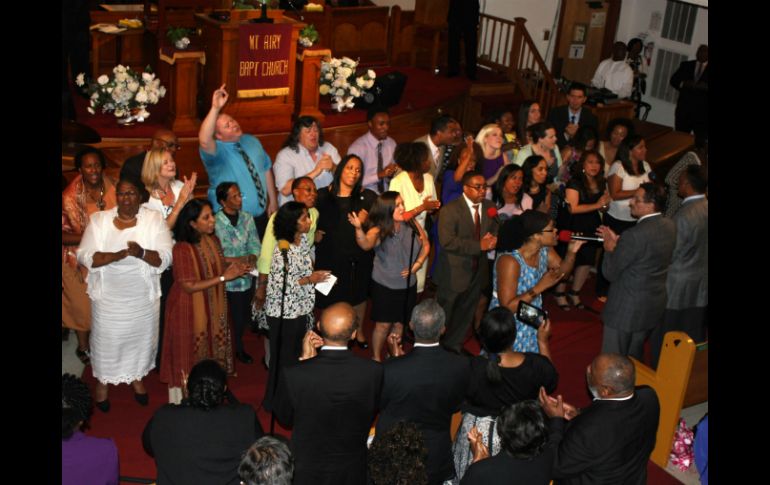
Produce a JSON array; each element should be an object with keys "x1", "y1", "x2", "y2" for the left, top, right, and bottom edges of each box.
[
  {"x1": 264, "y1": 234, "x2": 314, "y2": 319},
  {"x1": 214, "y1": 209, "x2": 261, "y2": 292}
]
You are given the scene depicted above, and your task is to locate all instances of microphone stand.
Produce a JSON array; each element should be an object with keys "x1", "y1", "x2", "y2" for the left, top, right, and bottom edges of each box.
[
  {"x1": 251, "y1": 0, "x2": 274, "y2": 23},
  {"x1": 270, "y1": 247, "x2": 289, "y2": 435},
  {"x1": 401, "y1": 220, "x2": 417, "y2": 345}
]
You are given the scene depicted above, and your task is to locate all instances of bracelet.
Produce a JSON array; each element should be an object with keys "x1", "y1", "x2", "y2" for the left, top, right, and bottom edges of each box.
[{"x1": 141, "y1": 248, "x2": 146, "y2": 259}]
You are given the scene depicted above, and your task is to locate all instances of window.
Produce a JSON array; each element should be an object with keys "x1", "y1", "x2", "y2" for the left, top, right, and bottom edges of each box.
[
  {"x1": 661, "y1": 0, "x2": 699, "y2": 44},
  {"x1": 650, "y1": 49, "x2": 688, "y2": 103}
]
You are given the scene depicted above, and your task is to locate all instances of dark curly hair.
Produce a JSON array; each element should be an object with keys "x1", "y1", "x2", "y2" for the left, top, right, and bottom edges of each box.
[
  {"x1": 496, "y1": 209, "x2": 551, "y2": 253},
  {"x1": 368, "y1": 422, "x2": 428, "y2": 485},
  {"x1": 604, "y1": 117, "x2": 635, "y2": 140},
  {"x1": 173, "y1": 199, "x2": 213, "y2": 244},
  {"x1": 498, "y1": 401, "x2": 549, "y2": 459},
  {"x1": 393, "y1": 142, "x2": 430, "y2": 173},
  {"x1": 75, "y1": 146, "x2": 107, "y2": 170},
  {"x1": 185, "y1": 359, "x2": 227, "y2": 411},
  {"x1": 282, "y1": 116, "x2": 325, "y2": 152},
  {"x1": 62, "y1": 373, "x2": 92, "y2": 438}
]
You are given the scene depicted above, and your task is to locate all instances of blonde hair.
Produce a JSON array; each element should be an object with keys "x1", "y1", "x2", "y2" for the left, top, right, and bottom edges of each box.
[
  {"x1": 475, "y1": 123, "x2": 503, "y2": 157},
  {"x1": 141, "y1": 148, "x2": 173, "y2": 192}
]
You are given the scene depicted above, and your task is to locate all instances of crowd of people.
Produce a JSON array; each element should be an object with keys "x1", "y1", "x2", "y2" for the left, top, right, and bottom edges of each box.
[{"x1": 62, "y1": 81, "x2": 707, "y2": 484}]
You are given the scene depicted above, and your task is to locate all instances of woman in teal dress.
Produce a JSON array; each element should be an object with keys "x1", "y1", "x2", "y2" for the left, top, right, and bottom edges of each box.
[{"x1": 488, "y1": 210, "x2": 583, "y2": 353}]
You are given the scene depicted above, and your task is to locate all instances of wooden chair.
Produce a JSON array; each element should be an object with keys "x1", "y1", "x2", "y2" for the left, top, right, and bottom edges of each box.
[
  {"x1": 630, "y1": 331, "x2": 696, "y2": 468},
  {"x1": 409, "y1": 0, "x2": 449, "y2": 71}
]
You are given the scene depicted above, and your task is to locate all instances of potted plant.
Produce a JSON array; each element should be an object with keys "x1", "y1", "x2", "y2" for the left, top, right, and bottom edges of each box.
[{"x1": 299, "y1": 24, "x2": 319, "y2": 47}]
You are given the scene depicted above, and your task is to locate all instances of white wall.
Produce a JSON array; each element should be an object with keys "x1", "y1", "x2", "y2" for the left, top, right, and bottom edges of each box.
[
  {"x1": 371, "y1": 0, "x2": 561, "y2": 64},
  {"x1": 615, "y1": 0, "x2": 708, "y2": 127}
]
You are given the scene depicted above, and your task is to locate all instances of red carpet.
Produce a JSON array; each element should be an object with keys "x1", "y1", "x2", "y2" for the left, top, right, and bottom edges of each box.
[
  {"x1": 71, "y1": 66, "x2": 471, "y2": 139},
  {"x1": 81, "y1": 274, "x2": 680, "y2": 484}
]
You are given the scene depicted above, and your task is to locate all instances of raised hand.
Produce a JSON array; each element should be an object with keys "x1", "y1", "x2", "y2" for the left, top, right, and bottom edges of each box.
[{"x1": 212, "y1": 84, "x2": 228, "y2": 110}]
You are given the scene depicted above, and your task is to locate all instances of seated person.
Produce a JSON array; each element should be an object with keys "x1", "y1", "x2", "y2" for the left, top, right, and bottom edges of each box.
[
  {"x1": 143, "y1": 359, "x2": 264, "y2": 485},
  {"x1": 460, "y1": 400, "x2": 558, "y2": 485},
  {"x1": 62, "y1": 373, "x2": 119, "y2": 485},
  {"x1": 591, "y1": 42, "x2": 633, "y2": 99},
  {"x1": 238, "y1": 436, "x2": 294, "y2": 485}
]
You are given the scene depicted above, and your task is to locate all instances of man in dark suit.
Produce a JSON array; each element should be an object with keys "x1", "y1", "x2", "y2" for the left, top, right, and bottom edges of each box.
[
  {"x1": 273, "y1": 302, "x2": 383, "y2": 485},
  {"x1": 540, "y1": 353, "x2": 660, "y2": 485},
  {"x1": 435, "y1": 171, "x2": 498, "y2": 353},
  {"x1": 376, "y1": 299, "x2": 471, "y2": 484},
  {"x1": 414, "y1": 114, "x2": 461, "y2": 182},
  {"x1": 447, "y1": 0, "x2": 480, "y2": 80},
  {"x1": 651, "y1": 165, "x2": 708, "y2": 368},
  {"x1": 120, "y1": 128, "x2": 180, "y2": 181},
  {"x1": 670, "y1": 45, "x2": 708, "y2": 142},
  {"x1": 598, "y1": 183, "x2": 676, "y2": 360},
  {"x1": 546, "y1": 82, "x2": 598, "y2": 149}
]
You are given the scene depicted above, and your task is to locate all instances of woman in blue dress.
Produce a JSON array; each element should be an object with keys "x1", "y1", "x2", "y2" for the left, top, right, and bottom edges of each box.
[{"x1": 488, "y1": 210, "x2": 583, "y2": 353}]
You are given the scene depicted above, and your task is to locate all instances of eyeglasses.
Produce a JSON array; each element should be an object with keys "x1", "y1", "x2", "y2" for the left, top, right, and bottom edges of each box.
[
  {"x1": 154, "y1": 138, "x2": 181, "y2": 151},
  {"x1": 464, "y1": 183, "x2": 487, "y2": 191},
  {"x1": 540, "y1": 228, "x2": 557, "y2": 233}
]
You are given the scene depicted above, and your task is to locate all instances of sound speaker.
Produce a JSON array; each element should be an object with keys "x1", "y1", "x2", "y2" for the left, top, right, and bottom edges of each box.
[{"x1": 355, "y1": 71, "x2": 408, "y2": 110}]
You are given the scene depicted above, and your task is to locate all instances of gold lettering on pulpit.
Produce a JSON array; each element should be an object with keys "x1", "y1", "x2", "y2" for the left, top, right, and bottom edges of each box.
[
  {"x1": 240, "y1": 61, "x2": 260, "y2": 76},
  {"x1": 261, "y1": 60, "x2": 289, "y2": 76},
  {"x1": 249, "y1": 35, "x2": 260, "y2": 50},
  {"x1": 263, "y1": 35, "x2": 282, "y2": 50}
]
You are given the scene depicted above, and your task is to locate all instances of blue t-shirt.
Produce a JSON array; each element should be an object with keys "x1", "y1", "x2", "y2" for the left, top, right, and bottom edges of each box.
[{"x1": 200, "y1": 134, "x2": 272, "y2": 216}]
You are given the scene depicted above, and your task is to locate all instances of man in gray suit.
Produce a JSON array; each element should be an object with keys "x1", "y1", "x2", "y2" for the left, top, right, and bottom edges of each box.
[
  {"x1": 414, "y1": 114, "x2": 461, "y2": 182},
  {"x1": 435, "y1": 171, "x2": 498, "y2": 353},
  {"x1": 597, "y1": 183, "x2": 675, "y2": 360},
  {"x1": 651, "y1": 165, "x2": 708, "y2": 368}
]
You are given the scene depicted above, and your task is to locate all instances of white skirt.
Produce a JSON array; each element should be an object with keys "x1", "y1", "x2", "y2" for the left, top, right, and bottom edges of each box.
[{"x1": 90, "y1": 270, "x2": 159, "y2": 385}]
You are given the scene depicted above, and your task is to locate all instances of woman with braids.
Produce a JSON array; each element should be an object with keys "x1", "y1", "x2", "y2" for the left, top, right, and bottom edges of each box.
[
  {"x1": 368, "y1": 422, "x2": 429, "y2": 485},
  {"x1": 451, "y1": 307, "x2": 557, "y2": 484},
  {"x1": 348, "y1": 191, "x2": 430, "y2": 362},
  {"x1": 62, "y1": 373, "x2": 119, "y2": 485},
  {"x1": 160, "y1": 199, "x2": 252, "y2": 404},
  {"x1": 62, "y1": 147, "x2": 117, "y2": 366},
  {"x1": 144, "y1": 360, "x2": 264, "y2": 485}
]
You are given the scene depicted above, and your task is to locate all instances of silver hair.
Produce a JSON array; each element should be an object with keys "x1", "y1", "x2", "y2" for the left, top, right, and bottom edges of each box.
[{"x1": 410, "y1": 299, "x2": 445, "y2": 342}]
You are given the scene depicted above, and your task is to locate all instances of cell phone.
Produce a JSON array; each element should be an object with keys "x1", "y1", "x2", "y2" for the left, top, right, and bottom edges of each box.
[{"x1": 516, "y1": 301, "x2": 548, "y2": 329}]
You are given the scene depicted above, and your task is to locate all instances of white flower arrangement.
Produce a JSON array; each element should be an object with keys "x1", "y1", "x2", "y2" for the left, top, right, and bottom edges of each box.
[
  {"x1": 319, "y1": 56, "x2": 375, "y2": 112},
  {"x1": 76, "y1": 65, "x2": 166, "y2": 122}
]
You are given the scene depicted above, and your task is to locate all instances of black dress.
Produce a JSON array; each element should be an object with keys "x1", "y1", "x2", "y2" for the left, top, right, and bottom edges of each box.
[
  {"x1": 556, "y1": 178, "x2": 603, "y2": 266},
  {"x1": 314, "y1": 187, "x2": 377, "y2": 308}
]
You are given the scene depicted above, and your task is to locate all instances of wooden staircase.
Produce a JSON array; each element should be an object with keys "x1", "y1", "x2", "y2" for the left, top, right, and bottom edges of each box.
[{"x1": 463, "y1": 15, "x2": 565, "y2": 130}]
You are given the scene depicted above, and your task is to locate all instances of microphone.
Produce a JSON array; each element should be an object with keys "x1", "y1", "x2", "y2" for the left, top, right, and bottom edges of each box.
[
  {"x1": 278, "y1": 239, "x2": 291, "y2": 267},
  {"x1": 278, "y1": 239, "x2": 291, "y2": 252},
  {"x1": 558, "y1": 229, "x2": 603, "y2": 243},
  {"x1": 487, "y1": 206, "x2": 500, "y2": 225}
]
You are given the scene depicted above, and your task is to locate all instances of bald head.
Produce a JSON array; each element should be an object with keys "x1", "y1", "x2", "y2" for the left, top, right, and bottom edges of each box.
[
  {"x1": 318, "y1": 302, "x2": 358, "y2": 345},
  {"x1": 150, "y1": 129, "x2": 179, "y2": 152},
  {"x1": 588, "y1": 353, "x2": 635, "y2": 398}
]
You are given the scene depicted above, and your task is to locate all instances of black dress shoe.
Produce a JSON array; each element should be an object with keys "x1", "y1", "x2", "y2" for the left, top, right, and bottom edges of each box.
[
  {"x1": 134, "y1": 392, "x2": 149, "y2": 406},
  {"x1": 236, "y1": 351, "x2": 254, "y2": 364},
  {"x1": 95, "y1": 399, "x2": 111, "y2": 413}
]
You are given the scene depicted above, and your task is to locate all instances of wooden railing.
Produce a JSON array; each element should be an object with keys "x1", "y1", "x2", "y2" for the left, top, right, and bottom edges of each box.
[{"x1": 477, "y1": 14, "x2": 564, "y2": 113}]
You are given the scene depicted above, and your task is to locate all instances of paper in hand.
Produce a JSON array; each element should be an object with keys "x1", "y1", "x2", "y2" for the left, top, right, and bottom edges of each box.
[{"x1": 314, "y1": 273, "x2": 337, "y2": 296}]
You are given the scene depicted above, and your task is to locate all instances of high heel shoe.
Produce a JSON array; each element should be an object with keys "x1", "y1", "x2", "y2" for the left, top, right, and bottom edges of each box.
[
  {"x1": 75, "y1": 348, "x2": 91, "y2": 365},
  {"x1": 353, "y1": 339, "x2": 369, "y2": 350},
  {"x1": 567, "y1": 290, "x2": 585, "y2": 310},
  {"x1": 95, "y1": 399, "x2": 111, "y2": 413},
  {"x1": 134, "y1": 392, "x2": 149, "y2": 406},
  {"x1": 552, "y1": 291, "x2": 571, "y2": 311}
]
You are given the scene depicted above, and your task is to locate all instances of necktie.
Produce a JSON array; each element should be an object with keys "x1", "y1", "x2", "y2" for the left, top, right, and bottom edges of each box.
[
  {"x1": 472, "y1": 204, "x2": 481, "y2": 272},
  {"x1": 234, "y1": 142, "x2": 267, "y2": 209},
  {"x1": 694, "y1": 63, "x2": 703, "y2": 82},
  {"x1": 570, "y1": 114, "x2": 576, "y2": 124},
  {"x1": 376, "y1": 141, "x2": 384, "y2": 193}
]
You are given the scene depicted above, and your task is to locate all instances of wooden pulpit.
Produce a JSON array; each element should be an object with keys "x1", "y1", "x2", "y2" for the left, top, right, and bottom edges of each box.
[{"x1": 195, "y1": 10, "x2": 305, "y2": 133}]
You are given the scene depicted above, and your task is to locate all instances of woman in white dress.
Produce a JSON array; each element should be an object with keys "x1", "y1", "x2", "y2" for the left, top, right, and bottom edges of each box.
[
  {"x1": 77, "y1": 177, "x2": 173, "y2": 412},
  {"x1": 388, "y1": 142, "x2": 441, "y2": 293}
]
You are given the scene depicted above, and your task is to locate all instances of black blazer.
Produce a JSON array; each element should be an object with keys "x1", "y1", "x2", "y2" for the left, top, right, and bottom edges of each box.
[
  {"x1": 120, "y1": 150, "x2": 147, "y2": 182},
  {"x1": 142, "y1": 403, "x2": 263, "y2": 485},
  {"x1": 546, "y1": 105, "x2": 598, "y2": 149},
  {"x1": 550, "y1": 386, "x2": 660, "y2": 485},
  {"x1": 274, "y1": 349, "x2": 383, "y2": 485},
  {"x1": 376, "y1": 346, "x2": 471, "y2": 484},
  {"x1": 669, "y1": 60, "x2": 708, "y2": 116}
]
